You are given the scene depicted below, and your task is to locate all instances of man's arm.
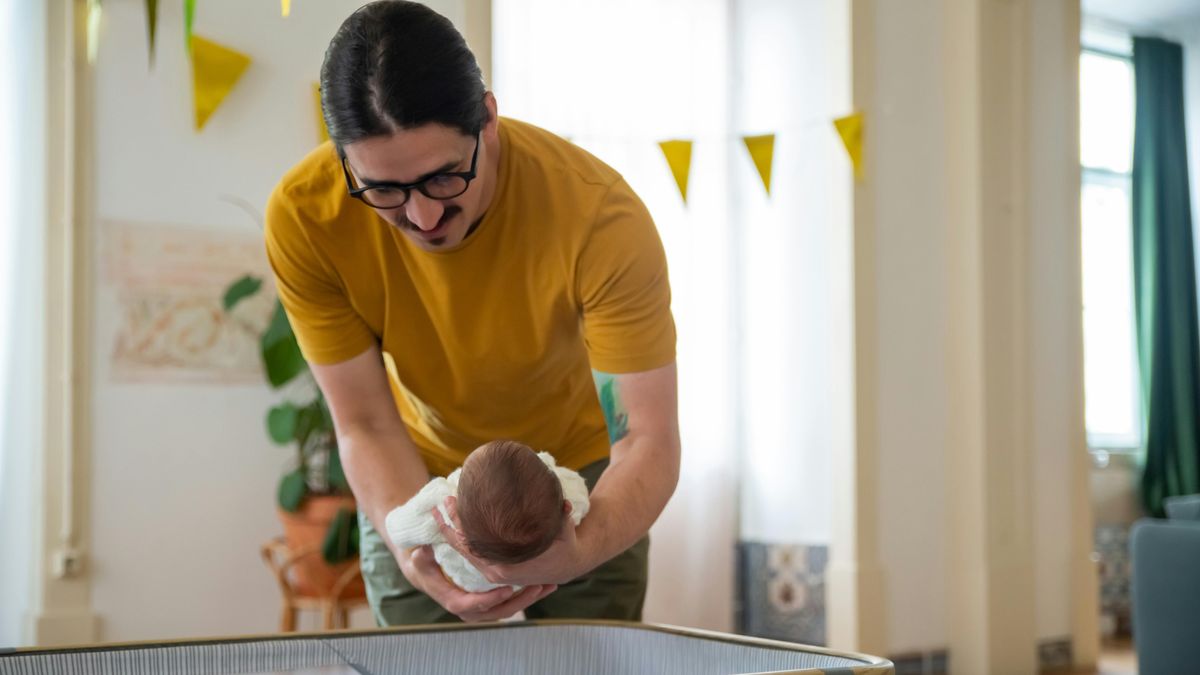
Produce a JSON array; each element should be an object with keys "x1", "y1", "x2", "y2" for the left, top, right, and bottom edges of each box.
[
  {"x1": 311, "y1": 344, "x2": 557, "y2": 620},
  {"x1": 439, "y1": 361, "x2": 680, "y2": 586},
  {"x1": 576, "y1": 361, "x2": 681, "y2": 568}
]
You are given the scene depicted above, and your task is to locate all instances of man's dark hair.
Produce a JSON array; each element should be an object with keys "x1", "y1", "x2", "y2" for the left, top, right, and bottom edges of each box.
[{"x1": 320, "y1": 0, "x2": 487, "y2": 149}]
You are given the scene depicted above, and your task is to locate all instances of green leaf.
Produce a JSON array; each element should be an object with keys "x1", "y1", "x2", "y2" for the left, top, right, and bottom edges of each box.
[
  {"x1": 294, "y1": 403, "x2": 322, "y2": 450},
  {"x1": 327, "y1": 447, "x2": 350, "y2": 493},
  {"x1": 321, "y1": 508, "x2": 358, "y2": 564},
  {"x1": 266, "y1": 403, "x2": 298, "y2": 445},
  {"x1": 261, "y1": 302, "x2": 307, "y2": 388},
  {"x1": 277, "y1": 469, "x2": 306, "y2": 512},
  {"x1": 222, "y1": 274, "x2": 263, "y2": 312}
]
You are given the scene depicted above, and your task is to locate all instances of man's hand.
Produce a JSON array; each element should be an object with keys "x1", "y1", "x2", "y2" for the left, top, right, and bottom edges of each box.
[
  {"x1": 397, "y1": 545, "x2": 558, "y2": 622},
  {"x1": 434, "y1": 496, "x2": 590, "y2": 587}
]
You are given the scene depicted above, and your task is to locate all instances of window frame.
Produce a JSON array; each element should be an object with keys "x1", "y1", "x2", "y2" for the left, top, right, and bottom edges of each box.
[{"x1": 1079, "y1": 45, "x2": 1142, "y2": 454}]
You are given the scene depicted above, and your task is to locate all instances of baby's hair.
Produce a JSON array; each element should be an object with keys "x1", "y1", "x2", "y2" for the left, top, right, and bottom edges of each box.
[{"x1": 456, "y1": 440, "x2": 565, "y2": 564}]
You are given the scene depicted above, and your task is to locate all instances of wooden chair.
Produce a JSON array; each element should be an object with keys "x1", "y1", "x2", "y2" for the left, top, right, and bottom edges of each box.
[{"x1": 260, "y1": 537, "x2": 370, "y2": 631}]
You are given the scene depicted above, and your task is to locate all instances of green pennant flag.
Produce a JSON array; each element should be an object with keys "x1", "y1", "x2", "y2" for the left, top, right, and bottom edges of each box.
[
  {"x1": 144, "y1": 0, "x2": 159, "y2": 66},
  {"x1": 184, "y1": 0, "x2": 196, "y2": 55}
]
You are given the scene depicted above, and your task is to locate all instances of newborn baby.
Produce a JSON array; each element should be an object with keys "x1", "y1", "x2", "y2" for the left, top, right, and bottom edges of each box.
[{"x1": 385, "y1": 439, "x2": 589, "y2": 592}]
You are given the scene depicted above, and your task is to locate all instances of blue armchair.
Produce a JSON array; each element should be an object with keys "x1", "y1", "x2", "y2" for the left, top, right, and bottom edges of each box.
[{"x1": 1131, "y1": 494, "x2": 1200, "y2": 675}]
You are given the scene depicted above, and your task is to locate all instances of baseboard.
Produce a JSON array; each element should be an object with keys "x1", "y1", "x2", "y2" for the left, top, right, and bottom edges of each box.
[
  {"x1": 25, "y1": 610, "x2": 100, "y2": 647},
  {"x1": 888, "y1": 649, "x2": 949, "y2": 675}
]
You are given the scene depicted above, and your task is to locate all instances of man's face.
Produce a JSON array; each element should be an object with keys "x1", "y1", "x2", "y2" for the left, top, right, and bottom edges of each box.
[{"x1": 341, "y1": 119, "x2": 495, "y2": 251}]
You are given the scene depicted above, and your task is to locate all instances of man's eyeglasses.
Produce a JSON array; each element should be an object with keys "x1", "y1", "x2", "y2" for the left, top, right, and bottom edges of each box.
[{"x1": 341, "y1": 133, "x2": 481, "y2": 209}]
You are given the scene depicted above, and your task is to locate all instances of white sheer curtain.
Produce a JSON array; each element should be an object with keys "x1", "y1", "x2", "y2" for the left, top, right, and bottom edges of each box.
[
  {"x1": 0, "y1": 0, "x2": 47, "y2": 648},
  {"x1": 734, "y1": 0, "x2": 851, "y2": 550},
  {"x1": 494, "y1": 0, "x2": 738, "y2": 630},
  {"x1": 493, "y1": 0, "x2": 851, "y2": 632}
]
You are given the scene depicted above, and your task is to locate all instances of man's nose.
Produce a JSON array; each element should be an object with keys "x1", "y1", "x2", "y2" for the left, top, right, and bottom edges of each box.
[{"x1": 404, "y1": 192, "x2": 445, "y2": 230}]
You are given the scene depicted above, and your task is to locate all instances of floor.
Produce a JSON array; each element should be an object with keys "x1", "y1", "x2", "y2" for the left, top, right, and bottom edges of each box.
[{"x1": 1068, "y1": 638, "x2": 1137, "y2": 675}]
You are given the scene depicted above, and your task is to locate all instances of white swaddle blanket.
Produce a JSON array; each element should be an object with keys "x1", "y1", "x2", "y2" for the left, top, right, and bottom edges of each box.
[{"x1": 384, "y1": 452, "x2": 590, "y2": 592}]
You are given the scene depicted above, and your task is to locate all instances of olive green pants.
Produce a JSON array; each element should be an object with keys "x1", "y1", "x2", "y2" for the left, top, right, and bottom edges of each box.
[{"x1": 358, "y1": 459, "x2": 650, "y2": 625}]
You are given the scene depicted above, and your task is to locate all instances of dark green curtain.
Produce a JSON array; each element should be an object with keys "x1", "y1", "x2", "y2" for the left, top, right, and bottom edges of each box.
[{"x1": 1132, "y1": 37, "x2": 1200, "y2": 517}]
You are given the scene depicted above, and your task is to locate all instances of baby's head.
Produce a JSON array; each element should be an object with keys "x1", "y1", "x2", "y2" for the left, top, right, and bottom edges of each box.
[{"x1": 456, "y1": 440, "x2": 566, "y2": 564}]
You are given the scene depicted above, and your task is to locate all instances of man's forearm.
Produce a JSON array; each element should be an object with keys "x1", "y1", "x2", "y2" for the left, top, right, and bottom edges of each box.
[
  {"x1": 337, "y1": 422, "x2": 431, "y2": 560},
  {"x1": 575, "y1": 429, "x2": 680, "y2": 574}
]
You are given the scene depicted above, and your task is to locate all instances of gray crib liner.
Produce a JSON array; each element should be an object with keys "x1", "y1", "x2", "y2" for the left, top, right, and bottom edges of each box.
[{"x1": 0, "y1": 621, "x2": 893, "y2": 675}]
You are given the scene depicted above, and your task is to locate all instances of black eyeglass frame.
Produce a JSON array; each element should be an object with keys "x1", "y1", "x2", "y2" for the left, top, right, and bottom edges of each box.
[{"x1": 340, "y1": 132, "x2": 482, "y2": 209}]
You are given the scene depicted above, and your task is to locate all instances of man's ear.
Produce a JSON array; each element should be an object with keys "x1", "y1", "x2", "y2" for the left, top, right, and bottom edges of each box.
[
  {"x1": 482, "y1": 91, "x2": 499, "y2": 133},
  {"x1": 562, "y1": 500, "x2": 573, "y2": 515}
]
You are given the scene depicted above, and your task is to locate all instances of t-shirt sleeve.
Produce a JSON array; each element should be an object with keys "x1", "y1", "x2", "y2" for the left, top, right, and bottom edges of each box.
[
  {"x1": 576, "y1": 179, "x2": 676, "y2": 373},
  {"x1": 264, "y1": 186, "x2": 377, "y2": 365}
]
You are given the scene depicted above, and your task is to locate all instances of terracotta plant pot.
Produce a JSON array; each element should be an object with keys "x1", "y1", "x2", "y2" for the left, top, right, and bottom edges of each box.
[{"x1": 276, "y1": 494, "x2": 366, "y2": 599}]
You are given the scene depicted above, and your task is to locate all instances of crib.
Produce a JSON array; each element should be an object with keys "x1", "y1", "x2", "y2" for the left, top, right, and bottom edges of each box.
[{"x1": 0, "y1": 620, "x2": 893, "y2": 674}]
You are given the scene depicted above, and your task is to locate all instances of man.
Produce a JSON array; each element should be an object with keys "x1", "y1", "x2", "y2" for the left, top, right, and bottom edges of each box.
[{"x1": 265, "y1": 0, "x2": 680, "y2": 625}]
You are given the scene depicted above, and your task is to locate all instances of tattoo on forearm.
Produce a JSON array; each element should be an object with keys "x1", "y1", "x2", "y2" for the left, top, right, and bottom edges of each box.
[{"x1": 592, "y1": 371, "x2": 629, "y2": 445}]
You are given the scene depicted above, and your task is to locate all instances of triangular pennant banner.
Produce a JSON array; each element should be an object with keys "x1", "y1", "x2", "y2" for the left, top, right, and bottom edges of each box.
[
  {"x1": 313, "y1": 82, "x2": 329, "y2": 143},
  {"x1": 282, "y1": 0, "x2": 291, "y2": 17},
  {"x1": 184, "y1": 0, "x2": 196, "y2": 55},
  {"x1": 190, "y1": 35, "x2": 251, "y2": 131},
  {"x1": 144, "y1": 0, "x2": 158, "y2": 66},
  {"x1": 833, "y1": 112, "x2": 864, "y2": 179},
  {"x1": 657, "y1": 140, "x2": 693, "y2": 204},
  {"x1": 87, "y1": 0, "x2": 102, "y2": 64},
  {"x1": 741, "y1": 134, "x2": 775, "y2": 195}
]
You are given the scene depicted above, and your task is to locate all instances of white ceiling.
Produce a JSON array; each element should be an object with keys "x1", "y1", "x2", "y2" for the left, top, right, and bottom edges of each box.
[{"x1": 1083, "y1": 0, "x2": 1200, "y2": 30}]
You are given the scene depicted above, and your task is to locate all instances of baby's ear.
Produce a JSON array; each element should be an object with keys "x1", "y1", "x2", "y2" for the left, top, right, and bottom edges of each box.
[{"x1": 562, "y1": 500, "x2": 573, "y2": 515}]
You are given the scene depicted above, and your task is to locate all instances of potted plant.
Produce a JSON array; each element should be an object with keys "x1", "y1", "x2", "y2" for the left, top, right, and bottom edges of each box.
[{"x1": 223, "y1": 275, "x2": 363, "y2": 597}]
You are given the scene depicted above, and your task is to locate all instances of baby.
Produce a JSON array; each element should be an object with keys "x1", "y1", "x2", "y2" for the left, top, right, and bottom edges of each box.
[{"x1": 385, "y1": 440, "x2": 589, "y2": 592}]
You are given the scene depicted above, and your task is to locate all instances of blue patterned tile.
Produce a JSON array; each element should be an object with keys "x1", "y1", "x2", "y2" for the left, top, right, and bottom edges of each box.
[
  {"x1": 1095, "y1": 524, "x2": 1132, "y2": 635},
  {"x1": 736, "y1": 541, "x2": 827, "y2": 645}
]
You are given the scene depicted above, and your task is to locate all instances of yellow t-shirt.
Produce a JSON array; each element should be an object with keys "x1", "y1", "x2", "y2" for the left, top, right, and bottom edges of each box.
[{"x1": 264, "y1": 118, "x2": 676, "y2": 476}]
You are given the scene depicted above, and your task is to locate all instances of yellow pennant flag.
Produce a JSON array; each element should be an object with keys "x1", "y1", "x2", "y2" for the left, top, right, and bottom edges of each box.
[
  {"x1": 833, "y1": 112, "x2": 864, "y2": 179},
  {"x1": 741, "y1": 134, "x2": 775, "y2": 195},
  {"x1": 313, "y1": 82, "x2": 329, "y2": 143},
  {"x1": 658, "y1": 140, "x2": 694, "y2": 204},
  {"x1": 190, "y1": 35, "x2": 251, "y2": 131},
  {"x1": 281, "y1": 0, "x2": 291, "y2": 17}
]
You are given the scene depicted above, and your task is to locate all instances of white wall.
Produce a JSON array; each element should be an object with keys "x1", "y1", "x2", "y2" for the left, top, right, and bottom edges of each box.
[
  {"x1": 1030, "y1": 0, "x2": 1083, "y2": 645},
  {"x1": 868, "y1": 0, "x2": 950, "y2": 653},
  {"x1": 0, "y1": 0, "x2": 47, "y2": 649},
  {"x1": 88, "y1": 0, "x2": 464, "y2": 642},
  {"x1": 856, "y1": 0, "x2": 1084, "y2": 656}
]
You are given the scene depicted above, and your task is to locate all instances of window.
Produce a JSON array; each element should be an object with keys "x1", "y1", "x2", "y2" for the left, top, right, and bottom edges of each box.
[{"x1": 1080, "y1": 47, "x2": 1141, "y2": 450}]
